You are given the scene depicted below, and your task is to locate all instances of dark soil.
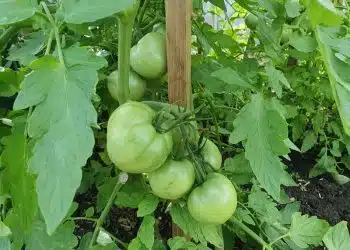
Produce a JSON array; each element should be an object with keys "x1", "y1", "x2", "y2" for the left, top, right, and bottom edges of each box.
[
  {"x1": 284, "y1": 151, "x2": 350, "y2": 226},
  {"x1": 73, "y1": 185, "x2": 172, "y2": 248}
]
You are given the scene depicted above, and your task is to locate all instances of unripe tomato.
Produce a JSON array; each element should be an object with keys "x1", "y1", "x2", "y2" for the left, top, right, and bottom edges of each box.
[
  {"x1": 187, "y1": 173, "x2": 237, "y2": 225},
  {"x1": 107, "y1": 102, "x2": 173, "y2": 173},
  {"x1": 130, "y1": 32, "x2": 167, "y2": 79},
  {"x1": 107, "y1": 70, "x2": 146, "y2": 101},
  {"x1": 201, "y1": 139, "x2": 222, "y2": 170},
  {"x1": 245, "y1": 13, "x2": 258, "y2": 30},
  {"x1": 148, "y1": 159, "x2": 195, "y2": 200}
]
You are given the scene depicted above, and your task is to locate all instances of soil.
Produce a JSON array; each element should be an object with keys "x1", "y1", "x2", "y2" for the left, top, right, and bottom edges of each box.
[{"x1": 284, "y1": 151, "x2": 350, "y2": 226}]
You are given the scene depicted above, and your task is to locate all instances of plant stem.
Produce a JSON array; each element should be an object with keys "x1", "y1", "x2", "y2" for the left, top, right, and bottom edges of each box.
[
  {"x1": 89, "y1": 172, "x2": 128, "y2": 249},
  {"x1": 41, "y1": 2, "x2": 65, "y2": 65},
  {"x1": 65, "y1": 217, "x2": 98, "y2": 222},
  {"x1": 102, "y1": 228, "x2": 129, "y2": 249},
  {"x1": 268, "y1": 233, "x2": 289, "y2": 247},
  {"x1": 45, "y1": 29, "x2": 54, "y2": 55},
  {"x1": 117, "y1": 2, "x2": 140, "y2": 104},
  {"x1": 228, "y1": 217, "x2": 271, "y2": 250},
  {"x1": 0, "y1": 26, "x2": 20, "y2": 53}
]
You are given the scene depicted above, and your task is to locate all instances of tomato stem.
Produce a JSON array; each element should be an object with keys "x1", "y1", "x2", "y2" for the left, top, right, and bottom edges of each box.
[
  {"x1": 89, "y1": 172, "x2": 128, "y2": 248},
  {"x1": 117, "y1": 2, "x2": 140, "y2": 104},
  {"x1": 227, "y1": 217, "x2": 272, "y2": 250}
]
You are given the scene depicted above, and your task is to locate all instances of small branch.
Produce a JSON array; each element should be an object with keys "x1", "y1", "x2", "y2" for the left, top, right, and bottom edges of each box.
[
  {"x1": 45, "y1": 29, "x2": 54, "y2": 55},
  {"x1": 268, "y1": 233, "x2": 289, "y2": 247},
  {"x1": 65, "y1": 217, "x2": 98, "y2": 223},
  {"x1": 89, "y1": 172, "x2": 128, "y2": 249}
]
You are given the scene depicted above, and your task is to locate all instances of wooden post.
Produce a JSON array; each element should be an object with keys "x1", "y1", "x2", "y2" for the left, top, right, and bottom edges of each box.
[{"x1": 165, "y1": 0, "x2": 192, "y2": 237}]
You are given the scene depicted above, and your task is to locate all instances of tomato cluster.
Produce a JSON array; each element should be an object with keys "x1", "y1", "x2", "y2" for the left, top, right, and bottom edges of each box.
[
  {"x1": 107, "y1": 29, "x2": 167, "y2": 102},
  {"x1": 107, "y1": 101, "x2": 237, "y2": 225}
]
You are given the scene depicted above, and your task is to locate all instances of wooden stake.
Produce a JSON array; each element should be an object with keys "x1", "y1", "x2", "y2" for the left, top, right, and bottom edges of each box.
[
  {"x1": 165, "y1": 0, "x2": 192, "y2": 108},
  {"x1": 165, "y1": 0, "x2": 192, "y2": 238}
]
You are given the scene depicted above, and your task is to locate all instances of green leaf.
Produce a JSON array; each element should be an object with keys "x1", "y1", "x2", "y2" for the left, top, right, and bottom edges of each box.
[
  {"x1": 0, "y1": 237, "x2": 10, "y2": 250},
  {"x1": 266, "y1": 63, "x2": 291, "y2": 98},
  {"x1": 289, "y1": 34, "x2": 317, "y2": 53},
  {"x1": 1, "y1": 116, "x2": 37, "y2": 238},
  {"x1": 59, "y1": 0, "x2": 137, "y2": 24},
  {"x1": 301, "y1": 131, "x2": 317, "y2": 152},
  {"x1": 0, "y1": 221, "x2": 11, "y2": 237},
  {"x1": 211, "y1": 67, "x2": 253, "y2": 89},
  {"x1": 115, "y1": 175, "x2": 149, "y2": 209},
  {"x1": 128, "y1": 238, "x2": 147, "y2": 250},
  {"x1": 0, "y1": 0, "x2": 37, "y2": 25},
  {"x1": 305, "y1": 0, "x2": 342, "y2": 27},
  {"x1": 168, "y1": 237, "x2": 197, "y2": 250},
  {"x1": 288, "y1": 212, "x2": 330, "y2": 248},
  {"x1": 26, "y1": 218, "x2": 78, "y2": 250},
  {"x1": 170, "y1": 203, "x2": 223, "y2": 248},
  {"x1": 85, "y1": 207, "x2": 95, "y2": 218},
  {"x1": 206, "y1": 0, "x2": 226, "y2": 10},
  {"x1": 323, "y1": 221, "x2": 350, "y2": 250},
  {"x1": 248, "y1": 189, "x2": 282, "y2": 224},
  {"x1": 285, "y1": 0, "x2": 301, "y2": 18},
  {"x1": 137, "y1": 215, "x2": 155, "y2": 250},
  {"x1": 281, "y1": 202, "x2": 300, "y2": 225},
  {"x1": 78, "y1": 232, "x2": 119, "y2": 250},
  {"x1": 0, "y1": 68, "x2": 23, "y2": 97},
  {"x1": 97, "y1": 177, "x2": 119, "y2": 212},
  {"x1": 314, "y1": 26, "x2": 350, "y2": 136},
  {"x1": 310, "y1": 152, "x2": 337, "y2": 177},
  {"x1": 137, "y1": 194, "x2": 159, "y2": 217},
  {"x1": 13, "y1": 46, "x2": 107, "y2": 235},
  {"x1": 234, "y1": 208, "x2": 255, "y2": 225},
  {"x1": 7, "y1": 31, "x2": 46, "y2": 66},
  {"x1": 230, "y1": 94, "x2": 295, "y2": 201},
  {"x1": 223, "y1": 153, "x2": 254, "y2": 185}
]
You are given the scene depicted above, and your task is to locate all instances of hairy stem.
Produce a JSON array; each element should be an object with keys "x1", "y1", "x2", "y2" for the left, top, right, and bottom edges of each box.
[
  {"x1": 117, "y1": 2, "x2": 140, "y2": 104},
  {"x1": 89, "y1": 172, "x2": 128, "y2": 248}
]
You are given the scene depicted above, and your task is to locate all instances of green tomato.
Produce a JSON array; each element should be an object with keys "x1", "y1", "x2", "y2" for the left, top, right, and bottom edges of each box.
[
  {"x1": 245, "y1": 13, "x2": 258, "y2": 30},
  {"x1": 107, "y1": 102, "x2": 173, "y2": 173},
  {"x1": 107, "y1": 70, "x2": 146, "y2": 101},
  {"x1": 130, "y1": 32, "x2": 167, "y2": 79},
  {"x1": 148, "y1": 159, "x2": 195, "y2": 200},
  {"x1": 187, "y1": 173, "x2": 237, "y2": 225},
  {"x1": 201, "y1": 139, "x2": 222, "y2": 170}
]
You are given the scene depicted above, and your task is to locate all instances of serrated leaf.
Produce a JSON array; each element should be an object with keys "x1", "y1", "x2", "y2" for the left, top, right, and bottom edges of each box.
[
  {"x1": 59, "y1": 0, "x2": 136, "y2": 24},
  {"x1": 266, "y1": 63, "x2": 291, "y2": 98},
  {"x1": 13, "y1": 46, "x2": 107, "y2": 235},
  {"x1": 323, "y1": 221, "x2": 350, "y2": 250},
  {"x1": 233, "y1": 208, "x2": 255, "y2": 225},
  {"x1": 7, "y1": 31, "x2": 46, "y2": 66},
  {"x1": 248, "y1": 190, "x2": 281, "y2": 224},
  {"x1": 168, "y1": 237, "x2": 197, "y2": 250},
  {"x1": 137, "y1": 215, "x2": 155, "y2": 250},
  {"x1": 281, "y1": 202, "x2": 300, "y2": 225},
  {"x1": 289, "y1": 34, "x2": 317, "y2": 53},
  {"x1": 170, "y1": 203, "x2": 223, "y2": 247},
  {"x1": 0, "y1": 68, "x2": 23, "y2": 97},
  {"x1": 137, "y1": 194, "x2": 159, "y2": 217},
  {"x1": 115, "y1": 175, "x2": 149, "y2": 209},
  {"x1": 211, "y1": 67, "x2": 253, "y2": 89},
  {"x1": 285, "y1": 0, "x2": 301, "y2": 18},
  {"x1": 288, "y1": 212, "x2": 330, "y2": 248},
  {"x1": 0, "y1": 0, "x2": 37, "y2": 25},
  {"x1": 230, "y1": 94, "x2": 295, "y2": 201},
  {"x1": 301, "y1": 131, "x2": 317, "y2": 152},
  {"x1": 305, "y1": 0, "x2": 342, "y2": 27},
  {"x1": 26, "y1": 218, "x2": 78, "y2": 250},
  {"x1": 310, "y1": 152, "x2": 337, "y2": 177},
  {"x1": 223, "y1": 154, "x2": 254, "y2": 185},
  {"x1": 1, "y1": 116, "x2": 37, "y2": 238}
]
